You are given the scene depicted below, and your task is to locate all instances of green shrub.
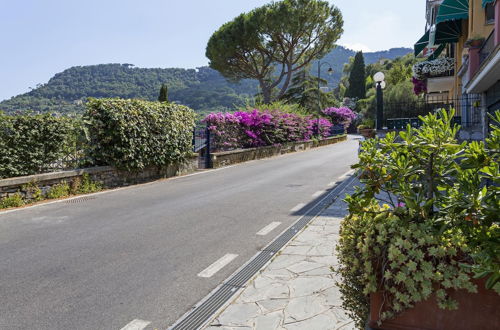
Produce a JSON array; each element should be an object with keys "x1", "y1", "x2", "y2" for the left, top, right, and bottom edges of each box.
[
  {"x1": 46, "y1": 182, "x2": 71, "y2": 199},
  {"x1": 75, "y1": 174, "x2": 102, "y2": 194},
  {"x1": 0, "y1": 193, "x2": 25, "y2": 209},
  {"x1": 338, "y1": 109, "x2": 500, "y2": 328},
  {"x1": 84, "y1": 98, "x2": 196, "y2": 171},
  {"x1": 0, "y1": 112, "x2": 76, "y2": 179},
  {"x1": 22, "y1": 181, "x2": 44, "y2": 201}
]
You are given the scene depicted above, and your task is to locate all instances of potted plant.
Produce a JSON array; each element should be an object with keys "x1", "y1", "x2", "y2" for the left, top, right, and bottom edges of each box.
[
  {"x1": 465, "y1": 36, "x2": 485, "y2": 48},
  {"x1": 357, "y1": 118, "x2": 376, "y2": 138},
  {"x1": 337, "y1": 109, "x2": 500, "y2": 330}
]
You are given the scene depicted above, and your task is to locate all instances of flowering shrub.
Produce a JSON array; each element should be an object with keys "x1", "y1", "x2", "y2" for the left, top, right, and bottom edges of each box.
[
  {"x1": 322, "y1": 107, "x2": 356, "y2": 129},
  {"x1": 412, "y1": 77, "x2": 427, "y2": 95},
  {"x1": 412, "y1": 57, "x2": 455, "y2": 79},
  {"x1": 203, "y1": 108, "x2": 335, "y2": 150}
]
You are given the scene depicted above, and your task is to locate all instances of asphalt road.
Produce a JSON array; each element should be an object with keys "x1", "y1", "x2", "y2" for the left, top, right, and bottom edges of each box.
[{"x1": 0, "y1": 136, "x2": 359, "y2": 330}]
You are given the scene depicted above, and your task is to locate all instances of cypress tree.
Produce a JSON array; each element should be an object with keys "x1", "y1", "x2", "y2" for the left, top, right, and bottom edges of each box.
[
  {"x1": 345, "y1": 51, "x2": 366, "y2": 99},
  {"x1": 158, "y1": 84, "x2": 168, "y2": 102}
]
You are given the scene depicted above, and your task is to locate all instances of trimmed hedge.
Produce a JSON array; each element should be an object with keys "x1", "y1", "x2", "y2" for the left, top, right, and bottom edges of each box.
[
  {"x1": 84, "y1": 98, "x2": 196, "y2": 171},
  {"x1": 0, "y1": 112, "x2": 74, "y2": 179}
]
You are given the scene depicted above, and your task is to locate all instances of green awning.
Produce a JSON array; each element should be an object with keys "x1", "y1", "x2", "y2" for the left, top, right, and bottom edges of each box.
[
  {"x1": 428, "y1": 44, "x2": 446, "y2": 60},
  {"x1": 482, "y1": 0, "x2": 495, "y2": 7},
  {"x1": 414, "y1": 30, "x2": 430, "y2": 56},
  {"x1": 435, "y1": 20, "x2": 462, "y2": 44},
  {"x1": 436, "y1": 0, "x2": 469, "y2": 24}
]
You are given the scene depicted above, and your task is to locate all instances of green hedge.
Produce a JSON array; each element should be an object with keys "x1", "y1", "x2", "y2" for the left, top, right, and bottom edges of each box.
[
  {"x1": 0, "y1": 112, "x2": 74, "y2": 179},
  {"x1": 84, "y1": 98, "x2": 196, "y2": 171}
]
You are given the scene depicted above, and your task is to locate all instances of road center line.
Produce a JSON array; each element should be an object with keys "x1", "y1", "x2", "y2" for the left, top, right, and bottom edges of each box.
[
  {"x1": 256, "y1": 221, "x2": 282, "y2": 236},
  {"x1": 120, "y1": 319, "x2": 151, "y2": 330},
  {"x1": 198, "y1": 254, "x2": 238, "y2": 278},
  {"x1": 312, "y1": 190, "x2": 326, "y2": 198},
  {"x1": 290, "y1": 203, "x2": 306, "y2": 212}
]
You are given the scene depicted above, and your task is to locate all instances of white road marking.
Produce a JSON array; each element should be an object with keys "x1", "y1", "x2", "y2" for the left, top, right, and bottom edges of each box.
[
  {"x1": 256, "y1": 221, "x2": 282, "y2": 236},
  {"x1": 198, "y1": 254, "x2": 238, "y2": 278},
  {"x1": 290, "y1": 203, "x2": 306, "y2": 212},
  {"x1": 338, "y1": 169, "x2": 355, "y2": 180},
  {"x1": 312, "y1": 190, "x2": 326, "y2": 198},
  {"x1": 327, "y1": 181, "x2": 337, "y2": 187},
  {"x1": 120, "y1": 319, "x2": 151, "y2": 330}
]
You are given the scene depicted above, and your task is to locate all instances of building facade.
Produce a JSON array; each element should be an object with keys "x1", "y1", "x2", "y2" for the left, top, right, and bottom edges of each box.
[{"x1": 414, "y1": 0, "x2": 499, "y2": 140}]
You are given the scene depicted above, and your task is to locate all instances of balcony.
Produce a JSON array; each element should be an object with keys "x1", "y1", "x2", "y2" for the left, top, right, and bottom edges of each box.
[
  {"x1": 479, "y1": 30, "x2": 495, "y2": 67},
  {"x1": 413, "y1": 57, "x2": 455, "y2": 93}
]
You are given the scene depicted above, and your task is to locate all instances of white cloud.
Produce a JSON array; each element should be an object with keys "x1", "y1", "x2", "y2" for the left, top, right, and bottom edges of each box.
[{"x1": 340, "y1": 42, "x2": 372, "y2": 52}]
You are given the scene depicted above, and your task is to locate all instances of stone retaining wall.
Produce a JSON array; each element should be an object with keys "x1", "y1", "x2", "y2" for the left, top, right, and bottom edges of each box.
[
  {"x1": 0, "y1": 155, "x2": 198, "y2": 201},
  {"x1": 210, "y1": 135, "x2": 347, "y2": 169}
]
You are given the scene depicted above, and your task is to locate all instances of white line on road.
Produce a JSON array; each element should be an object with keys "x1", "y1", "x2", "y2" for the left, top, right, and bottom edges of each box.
[
  {"x1": 120, "y1": 319, "x2": 151, "y2": 330},
  {"x1": 338, "y1": 169, "x2": 355, "y2": 180},
  {"x1": 198, "y1": 254, "x2": 238, "y2": 278},
  {"x1": 312, "y1": 190, "x2": 326, "y2": 198},
  {"x1": 290, "y1": 203, "x2": 306, "y2": 212},
  {"x1": 256, "y1": 222, "x2": 282, "y2": 236}
]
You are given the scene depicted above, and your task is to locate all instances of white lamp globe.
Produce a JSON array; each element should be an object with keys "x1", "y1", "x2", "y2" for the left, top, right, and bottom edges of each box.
[
  {"x1": 374, "y1": 72, "x2": 385, "y2": 83},
  {"x1": 380, "y1": 81, "x2": 386, "y2": 89}
]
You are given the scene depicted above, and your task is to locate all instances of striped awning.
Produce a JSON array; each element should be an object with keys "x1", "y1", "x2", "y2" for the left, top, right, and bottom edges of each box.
[
  {"x1": 428, "y1": 44, "x2": 446, "y2": 60},
  {"x1": 436, "y1": 0, "x2": 469, "y2": 24},
  {"x1": 435, "y1": 20, "x2": 462, "y2": 44},
  {"x1": 414, "y1": 30, "x2": 430, "y2": 56}
]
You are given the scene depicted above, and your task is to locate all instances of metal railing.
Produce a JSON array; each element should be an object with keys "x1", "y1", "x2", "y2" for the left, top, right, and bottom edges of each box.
[
  {"x1": 480, "y1": 30, "x2": 495, "y2": 67},
  {"x1": 383, "y1": 94, "x2": 483, "y2": 129}
]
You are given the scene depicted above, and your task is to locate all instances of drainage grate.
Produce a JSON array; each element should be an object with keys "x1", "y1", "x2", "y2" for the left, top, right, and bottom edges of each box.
[
  {"x1": 170, "y1": 175, "x2": 355, "y2": 330},
  {"x1": 65, "y1": 196, "x2": 97, "y2": 204}
]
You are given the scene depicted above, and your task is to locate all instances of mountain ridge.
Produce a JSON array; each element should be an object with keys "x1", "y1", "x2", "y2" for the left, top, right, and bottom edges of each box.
[{"x1": 0, "y1": 46, "x2": 412, "y2": 114}]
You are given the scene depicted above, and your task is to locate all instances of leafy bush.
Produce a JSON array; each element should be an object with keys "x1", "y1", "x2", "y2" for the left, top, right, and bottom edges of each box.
[
  {"x1": 84, "y1": 98, "x2": 196, "y2": 171},
  {"x1": 46, "y1": 182, "x2": 71, "y2": 199},
  {"x1": 71, "y1": 173, "x2": 102, "y2": 194},
  {"x1": 0, "y1": 193, "x2": 25, "y2": 209},
  {"x1": 0, "y1": 112, "x2": 75, "y2": 179},
  {"x1": 337, "y1": 109, "x2": 500, "y2": 328}
]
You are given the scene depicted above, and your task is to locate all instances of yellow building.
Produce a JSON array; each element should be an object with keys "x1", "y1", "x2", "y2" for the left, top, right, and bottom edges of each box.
[{"x1": 414, "y1": 0, "x2": 499, "y2": 140}]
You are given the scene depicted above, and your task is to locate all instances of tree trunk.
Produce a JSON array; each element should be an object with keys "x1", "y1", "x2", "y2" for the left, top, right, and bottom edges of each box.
[{"x1": 260, "y1": 81, "x2": 272, "y2": 104}]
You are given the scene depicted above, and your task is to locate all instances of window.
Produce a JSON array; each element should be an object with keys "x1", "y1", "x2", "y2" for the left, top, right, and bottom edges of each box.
[{"x1": 486, "y1": 3, "x2": 495, "y2": 24}]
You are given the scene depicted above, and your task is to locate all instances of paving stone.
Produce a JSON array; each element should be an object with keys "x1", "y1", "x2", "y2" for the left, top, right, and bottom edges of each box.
[
  {"x1": 205, "y1": 181, "x2": 357, "y2": 329},
  {"x1": 215, "y1": 302, "x2": 261, "y2": 327},
  {"x1": 254, "y1": 310, "x2": 283, "y2": 329}
]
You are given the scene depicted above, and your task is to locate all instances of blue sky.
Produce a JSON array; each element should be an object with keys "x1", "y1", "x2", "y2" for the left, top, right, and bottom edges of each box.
[{"x1": 0, "y1": 0, "x2": 425, "y2": 101}]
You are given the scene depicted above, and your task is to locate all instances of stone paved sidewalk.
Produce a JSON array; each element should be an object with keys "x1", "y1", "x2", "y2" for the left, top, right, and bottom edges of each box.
[{"x1": 204, "y1": 180, "x2": 357, "y2": 330}]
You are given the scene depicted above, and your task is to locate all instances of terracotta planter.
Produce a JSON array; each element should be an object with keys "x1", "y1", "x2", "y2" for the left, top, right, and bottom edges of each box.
[
  {"x1": 359, "y1": 128, "x2": 376, "y2": 138},
  {"x1": 369, "y1": 279, "x2": 500, "y2": 330}
]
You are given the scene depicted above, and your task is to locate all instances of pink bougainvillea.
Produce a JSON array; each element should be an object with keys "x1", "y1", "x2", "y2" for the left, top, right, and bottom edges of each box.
[
  {"x1": 322, "y1": 107, "x2": 356, "y2": 128},
  {"x1": 203, "y1": 109, "x2": 334, "y2": 150}
]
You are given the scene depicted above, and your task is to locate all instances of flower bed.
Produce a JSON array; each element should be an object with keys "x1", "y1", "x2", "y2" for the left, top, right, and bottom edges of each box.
[{"x1": 203, "y1": 109, "x2": 334, "y2": 151}]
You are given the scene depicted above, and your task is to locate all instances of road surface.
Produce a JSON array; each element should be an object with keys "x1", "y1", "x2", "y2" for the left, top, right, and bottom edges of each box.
[{"x1": 0, "y1": 136, "x2": 359, "y2": 330}]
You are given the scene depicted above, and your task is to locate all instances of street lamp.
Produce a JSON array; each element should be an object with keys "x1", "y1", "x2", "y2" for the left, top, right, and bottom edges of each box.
[
  {"x1": 374, "y1": 72, "x2": 385, "y2": 130},
  {"x1": 317, "y1": 61, "x2": 333, "y2": 136}
]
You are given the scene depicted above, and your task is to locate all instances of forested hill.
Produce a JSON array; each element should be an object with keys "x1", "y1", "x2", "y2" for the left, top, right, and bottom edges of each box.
[{"x1": 0, "y1": 47, "x2": 412, "y2": 114}]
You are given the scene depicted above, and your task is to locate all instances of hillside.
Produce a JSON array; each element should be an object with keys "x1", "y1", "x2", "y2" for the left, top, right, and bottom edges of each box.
[{"x1": 0, "y1": 47, "x2": 411, "y2": 114}]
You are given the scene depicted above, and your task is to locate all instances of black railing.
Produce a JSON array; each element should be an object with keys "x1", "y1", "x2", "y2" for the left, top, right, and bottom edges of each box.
[
  {"x1": 480, "y1": 30, "x2": 495, "y2": 66},
  {"x1": 383, "y1": 94, "x2": 483, "y2": 129}
]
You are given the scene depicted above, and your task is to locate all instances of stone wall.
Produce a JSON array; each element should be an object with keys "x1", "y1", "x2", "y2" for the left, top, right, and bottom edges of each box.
[
  {"x1": 0, "y1": 155, "x2": 198, "y2": 201},
  {"x1": 210, "y1": 135, "x2": 347, "y2": 169}
]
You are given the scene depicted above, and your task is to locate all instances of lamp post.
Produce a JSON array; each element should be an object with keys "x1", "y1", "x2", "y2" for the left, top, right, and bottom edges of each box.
[
  {"x1": 317, "y1": 61, "x2": 334, "y2": 136},
  {"x1": 373, "y1": 72, "x2": 386, "y2": 130}
]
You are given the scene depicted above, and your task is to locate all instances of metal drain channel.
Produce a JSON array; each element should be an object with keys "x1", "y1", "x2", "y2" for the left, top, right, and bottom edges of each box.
[
  {"x1": 65, "y1": 196, "x2": 96, "y2": 204},
  {"x1": 170, "y1": 174, "x2": 355, "y2": 330}
]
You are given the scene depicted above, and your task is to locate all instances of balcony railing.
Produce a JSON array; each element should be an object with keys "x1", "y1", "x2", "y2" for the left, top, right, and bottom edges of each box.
[{"x1": 479, "y1": 30, "x2": 495, "y2": 67}]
